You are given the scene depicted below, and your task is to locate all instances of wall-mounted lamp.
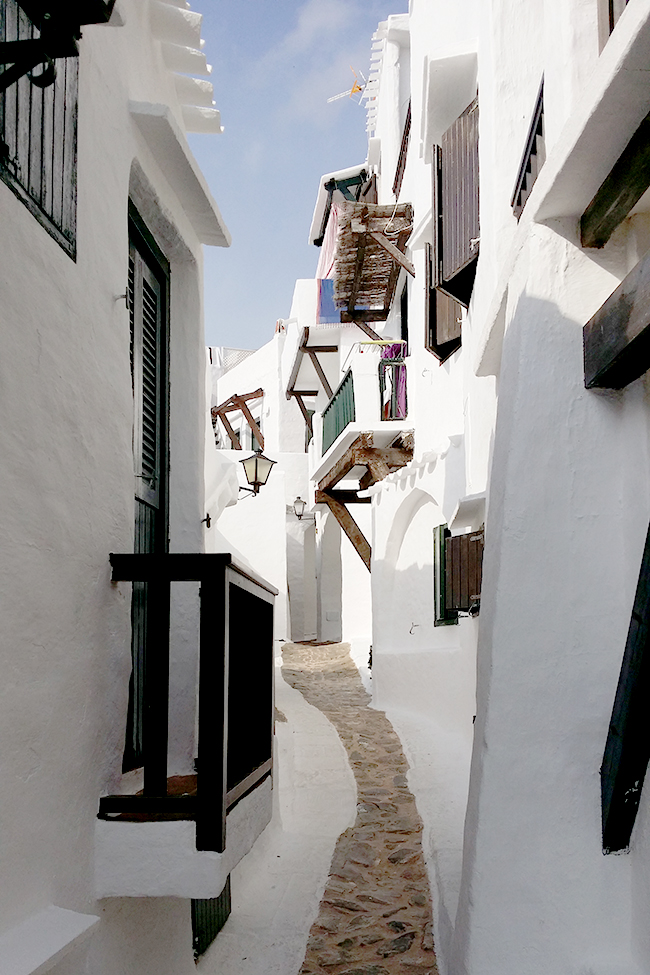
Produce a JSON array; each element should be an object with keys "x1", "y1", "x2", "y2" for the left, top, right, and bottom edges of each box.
[
  {"x1": 239, "y1": 448, "x2": 276, "y2": 495},
  {"x1": 293, "y1": 497, "x2": 307, "y2": 520}
]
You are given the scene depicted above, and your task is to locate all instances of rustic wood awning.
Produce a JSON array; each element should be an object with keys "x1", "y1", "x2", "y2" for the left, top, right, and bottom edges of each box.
[
  {"x1": 316, "y1": 432, "x2": 413, "y2": 570},
  {"x1": 212, "y1": 388, "x2": 264, "y2": 450},
  {"x1": 333, "y1": 202, "x2": 414, "y2": 323}
]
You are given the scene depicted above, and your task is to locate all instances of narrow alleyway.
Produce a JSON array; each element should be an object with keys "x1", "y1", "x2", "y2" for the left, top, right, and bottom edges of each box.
[{"x1": 282, "y1": 641, "x2": 437, "y2": 975}]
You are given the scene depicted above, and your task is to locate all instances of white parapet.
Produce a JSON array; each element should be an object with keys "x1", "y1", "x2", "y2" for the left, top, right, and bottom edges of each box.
[{"x1": 95, "y1": 778, "x2": 272, "y2": 898}]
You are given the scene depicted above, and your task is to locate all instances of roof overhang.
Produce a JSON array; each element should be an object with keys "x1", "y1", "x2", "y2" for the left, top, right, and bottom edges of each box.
[
  {"x1": 308, "y1": 164, "x2": 368, "y2": 246},
  {"x1": 130, "y1": 102, "x2": 231, "y2": 247}
]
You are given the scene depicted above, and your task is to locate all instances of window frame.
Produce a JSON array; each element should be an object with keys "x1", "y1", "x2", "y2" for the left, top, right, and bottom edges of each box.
[{"x1": 0, "y1": 0, "x2": 79, "y2": 258}]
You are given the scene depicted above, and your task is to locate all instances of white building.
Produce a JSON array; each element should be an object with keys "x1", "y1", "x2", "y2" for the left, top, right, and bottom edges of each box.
[
  {"x1": 276, "y1": 1, "x2": 650, "y2": 974},
  {"x1": 0, "y1": 1, "x2": 275, "y2": 972}
]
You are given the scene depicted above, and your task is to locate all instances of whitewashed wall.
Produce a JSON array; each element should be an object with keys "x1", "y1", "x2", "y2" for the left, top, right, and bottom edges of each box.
[{"x1": 0, "y1": 1, "x2": 237, "y2": 972}]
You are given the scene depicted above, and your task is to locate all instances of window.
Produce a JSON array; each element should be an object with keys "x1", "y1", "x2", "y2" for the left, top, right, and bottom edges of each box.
[
  {"x1": 123, "y1": 206, "x2": 170, "y2": 773},
  {"x1": 0, "y1": 0, "x2": 78, "y2": 257},
  {"x1": 434, "y1": 524, "x2": 484, "y2": 625},
  {"x1": 599, "y1": 0, "x2": 630, "y2": 47},
  {"x1": 511, "y1": 80, "x2": 545, "y2": 220},
  {"x1": 433, "y1": 97, "x2": 479, "y2": 309}
]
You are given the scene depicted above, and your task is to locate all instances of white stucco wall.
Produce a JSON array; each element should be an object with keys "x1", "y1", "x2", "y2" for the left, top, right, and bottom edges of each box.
[{"x1": 0, "y1": 2, "x2": 252, "y2": 972}]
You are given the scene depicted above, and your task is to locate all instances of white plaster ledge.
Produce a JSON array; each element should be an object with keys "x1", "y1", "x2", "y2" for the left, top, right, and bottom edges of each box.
[
  {"x1": 535, "y1": 0, "x2": 650, "y2": 222},
  {"x1": 449, "y1": 493, "x2": 485, "y2": 533},
  {"x1": 130, "y1": 102, "x2": 230, "y2": 247},
  {"x1": 0, "y1": 906, "x2": 99, "y2": 975}
]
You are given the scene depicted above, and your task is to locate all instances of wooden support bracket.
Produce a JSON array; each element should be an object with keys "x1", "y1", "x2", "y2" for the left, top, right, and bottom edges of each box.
[{"x1": 315, "y1": 490, "x2": 371, "y2": 571}]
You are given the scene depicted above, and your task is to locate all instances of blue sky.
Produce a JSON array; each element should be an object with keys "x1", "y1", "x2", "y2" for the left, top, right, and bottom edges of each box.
[{"x1": 189, "y1": 0, "x2": 407, "y2": 350}]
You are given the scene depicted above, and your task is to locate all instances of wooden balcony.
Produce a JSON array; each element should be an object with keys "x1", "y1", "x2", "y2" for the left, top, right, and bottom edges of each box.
[
  {"x1": 320, "y1": 344, "x2": 407, "y2": 457},
  {"x1": 98, "y1": 553, "x2": 276, "y2": 854}
]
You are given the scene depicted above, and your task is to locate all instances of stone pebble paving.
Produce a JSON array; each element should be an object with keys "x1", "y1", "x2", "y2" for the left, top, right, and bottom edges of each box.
[{"x1": 281, "y1": 641, "x2": 438, "y2": 975}]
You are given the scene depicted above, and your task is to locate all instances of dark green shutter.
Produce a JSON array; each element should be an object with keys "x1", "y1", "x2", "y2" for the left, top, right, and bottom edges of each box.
[
  {"x1": 123, "y1": 216, "x2": 169, "y2": 772},
  {"x1": 434, "y1": 525, "x2": 458, "y2": 626},
  {"x1": 192, "y1": 877, "x2": 231, "y2": 959}
]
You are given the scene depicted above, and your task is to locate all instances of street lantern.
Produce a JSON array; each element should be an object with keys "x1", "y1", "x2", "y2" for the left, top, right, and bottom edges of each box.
[
  {"x1": 239, "y1": 448, "x2": 276, "y2": 494},
  {"x1": 293, "y1": 497, "x2": 306, "y2": 520}
]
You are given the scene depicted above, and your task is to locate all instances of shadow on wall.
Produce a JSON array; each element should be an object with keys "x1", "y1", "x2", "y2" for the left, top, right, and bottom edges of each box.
[{"x1": 452, "y1": 289, "x2": 646, "y2": 975}]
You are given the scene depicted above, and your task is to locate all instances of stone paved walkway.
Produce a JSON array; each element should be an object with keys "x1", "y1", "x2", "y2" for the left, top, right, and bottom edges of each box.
[{"x1": 282, "y1": 641, "x2": 438, "y2": 975}]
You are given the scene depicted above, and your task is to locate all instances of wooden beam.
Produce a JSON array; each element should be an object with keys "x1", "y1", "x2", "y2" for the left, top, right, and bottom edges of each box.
[
  {"x1": 213, "y1": 388, "x2": 264, "y2": 414},
  {"x1": 348, "y1": 221, "x2": 368, "y2": 317},
  {"x1": 289, "y1": 390, "x2": 319, "y2": 397},
  {"x1": 318, "y1": 434, "x2": 372, "y2": 492},
  {"x1": 232, "y1": 395, "x2": 264, "y2": 450},
  {"x1": 307, "y1": 350, "x2": 333, "y2": 399},
  {"x1": 350, "y1": 320, "x2": 383, "y2": 340},
  {"x1": 383, "y1": 228, "x2": 411, "y2": 314},
  {"x1": 340, "y1": 310, "x2": 389, "y2": 324},
  {"x1": 329, "y1": 490, "x2": 371, "y2": 504},
  {"x1": 581, "y1": 110, "x2": 650, "y2": 248},
  {"x1": 218, "y1": 410, "x2": 241, "y2": 449},
  {"x1": 315, "y1": 490, "x2": 371, "y2": 571},
  {"x1": 357, "y1": 450, "x2": 390, "y2": 484},
  {"x1": 285, "y1": 328, "x2": 308, "y2": 399},
  {"x1": 305, "y1": 345, "x2": 338, "y2": 353},
  {"x1": 368, "y1": 229, "x2": 415, "y2": 277},
  {"x1": 293, "y1": 392, "x2": 313, "y2": 437},
  {"x1": 584, "y1": 247, "x2": 650, "y2": 389}
]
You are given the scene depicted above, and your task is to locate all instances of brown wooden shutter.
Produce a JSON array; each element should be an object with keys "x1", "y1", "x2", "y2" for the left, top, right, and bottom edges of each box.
[
  {"x1": 436, "y1": 98, "x2": 479, "y2": 307},
  {"x1": 445, "y1": 529, "x2": 484, "y2": 612},
  {"x1": 393, "y1": 100, "x2": 411, "y2": 198},
  {"x1": 425, "y1": 241, "x2": 462, "y2": 362}
]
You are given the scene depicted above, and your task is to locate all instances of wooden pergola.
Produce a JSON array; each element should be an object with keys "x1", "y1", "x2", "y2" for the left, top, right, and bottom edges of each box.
[
  {"x1": 333, "y1": 202, "x2": 415, "y2": 323},
  {"x1": 316, "y1": 432, "x2": 413, "y2": 570},
  {"x1": 211, "y1": 388, "x2": 264, "y2": 450}
]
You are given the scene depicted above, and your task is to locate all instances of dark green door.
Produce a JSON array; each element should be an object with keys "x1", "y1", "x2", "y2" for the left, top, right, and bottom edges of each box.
[{"x1": 123, "y1": 211, "x2": 169, "y2": 772}]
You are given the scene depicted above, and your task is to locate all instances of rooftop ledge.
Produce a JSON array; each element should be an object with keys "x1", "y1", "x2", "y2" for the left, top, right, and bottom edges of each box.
[{"x1": 130, "y1": 101, "x2": 231, "y2": 247}]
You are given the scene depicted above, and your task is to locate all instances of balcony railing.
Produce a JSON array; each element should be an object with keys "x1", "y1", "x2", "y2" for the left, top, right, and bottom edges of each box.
[
  {"x1": 379, "y1": 355, "x2": 407, "y2": 420},
  {"x1": 98, "y1": 553, "x2": 276, "y2": 853},
  {"x1": 322, "y1": 369, "x2": 355, "y2": 454}
]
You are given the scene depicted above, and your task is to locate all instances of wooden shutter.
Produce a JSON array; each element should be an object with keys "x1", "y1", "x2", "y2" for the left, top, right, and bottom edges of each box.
[
  {"x1": 0, "y1": 0, "x2": 78, "y2": 256},
  {"x1": 123, "y1": 212, "x2": 169, "y2": 772},
  {"x1": 393, "y1": 100, "x2": 411, "y2": 198},
  {"x1": 601, "y1": 520, "x2": 650, "y2": 852},
  {"x1": 444, "y1": 529, "x2": 484, "y2": 613},
  {"x1": 425, "y1": 242, "x2": 462, "y2": 362},
  {"x1": 435, "y1": 98, "x2": 479, "y2": 307},
  {"x1": 192, "y1": 877, "x2": 231, "y2": 959},
  {"x1": 434, "y1": 524, "x2": 458, "y2": 626}
]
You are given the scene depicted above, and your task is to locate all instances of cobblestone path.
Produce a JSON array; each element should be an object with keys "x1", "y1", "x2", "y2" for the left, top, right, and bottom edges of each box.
[{"x1": 282, "y1": 641, "x2": 438, "y2": 975}]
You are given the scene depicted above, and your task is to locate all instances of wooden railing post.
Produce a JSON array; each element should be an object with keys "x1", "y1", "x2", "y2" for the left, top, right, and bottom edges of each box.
[
  {"x1": 196, "y1": 568, "x2": 228, "y2": 853},
  {"x1": 143, "y1": 577, "x2": 170, "y2": 796}
]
